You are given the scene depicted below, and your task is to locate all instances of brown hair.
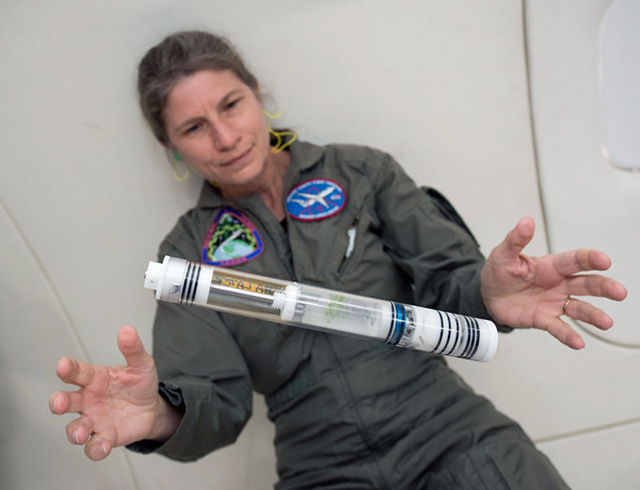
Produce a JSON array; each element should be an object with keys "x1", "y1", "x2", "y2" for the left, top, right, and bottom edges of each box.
[{"x1": 137, "y1": 31, "x2": 259, "y2": 145}]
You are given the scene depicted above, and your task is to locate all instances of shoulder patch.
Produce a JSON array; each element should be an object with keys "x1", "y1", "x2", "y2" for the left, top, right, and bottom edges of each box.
[
  {"x1": 286, "y1": 179, "x2": 346, "y2": 221},
  {"x1": 202, "y1": 208, "x2": 264, "y2": 266}
]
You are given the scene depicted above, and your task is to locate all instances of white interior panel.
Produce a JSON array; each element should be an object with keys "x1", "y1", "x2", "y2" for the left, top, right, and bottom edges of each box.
[
  {"x1": 0, "y1": 203, "x2": 137, "y2": 489},
  {"x1": 6, "y1": 0, "x2": 635, "y2": 488},
  {"x1": 450, "y1": 326, "x2": 640, "y2": 440},
  {"x1": 517, "y1": 0, "x2": 640, "y2": 482},
  {"x1": 538, "y1": 421, "x2": 640, "y2": 490},
  {"x1": 525, "y1": 0, "x2": 640, "y2": 346},
  {"x1": 600, "y1": 0, "x2": 640, "y2": 170}
]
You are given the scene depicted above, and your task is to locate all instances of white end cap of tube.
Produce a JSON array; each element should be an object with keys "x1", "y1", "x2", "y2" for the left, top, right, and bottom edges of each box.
[
  {"x1": 144, "y1": 261, "x2": 163, "y2": 292},
  {"x1": 477, "y1": 320, "x2": 499, "y2": 362},
  {"x1": 144, "y1": 256, "x2": 178, "y2": 302},
  {"x1": 144, "y1": 256, "x2": 212, "y2": 305}
]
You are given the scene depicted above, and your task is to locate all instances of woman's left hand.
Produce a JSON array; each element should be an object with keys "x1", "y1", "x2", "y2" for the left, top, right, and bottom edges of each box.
[{"x1": 480, "y1": 217, "x2": 628, "y2": 349}]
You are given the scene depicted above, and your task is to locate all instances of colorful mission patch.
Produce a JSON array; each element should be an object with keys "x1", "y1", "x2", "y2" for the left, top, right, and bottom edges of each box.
[
  {"x1": 285, "y1": 179, "x2": 346, "y2": 221},
  {"x1": 202, "y1": 208, "x2": 264, "y2": 266}
]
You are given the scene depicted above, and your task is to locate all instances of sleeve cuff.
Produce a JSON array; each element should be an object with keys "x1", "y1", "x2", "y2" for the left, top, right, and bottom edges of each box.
[{"x1": 125, "y1": 383, "x2": 186, "y2": 455}]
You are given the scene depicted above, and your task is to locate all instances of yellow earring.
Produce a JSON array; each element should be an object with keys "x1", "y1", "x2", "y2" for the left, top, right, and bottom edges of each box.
[
  {"x1": 169, "y1": 152, "x2": 189, "y2": 182},
  {"x1": 265, "y1": 110, "x2": 297, "y2": 154}
]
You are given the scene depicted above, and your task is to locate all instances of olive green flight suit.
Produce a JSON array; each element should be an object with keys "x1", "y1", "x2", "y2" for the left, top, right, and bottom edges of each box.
[{"x1": 129, "y1": 141, "x2": 569, "y2": 489}]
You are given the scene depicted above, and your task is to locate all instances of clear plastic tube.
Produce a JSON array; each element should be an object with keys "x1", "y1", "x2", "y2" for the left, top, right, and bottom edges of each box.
[{"x1": 144, "y1": 256, "x2": 498, "y2": 362}]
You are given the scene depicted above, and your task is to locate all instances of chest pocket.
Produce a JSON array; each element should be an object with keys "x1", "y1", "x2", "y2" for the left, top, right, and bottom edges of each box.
[{"x1": 286, "y1": 177, "x2": 375, "y2": 288}]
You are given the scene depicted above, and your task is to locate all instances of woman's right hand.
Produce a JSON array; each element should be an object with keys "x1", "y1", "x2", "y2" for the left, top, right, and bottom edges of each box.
[{"x1": 49, "y1": 325, "x2": 183, "y2": 461}]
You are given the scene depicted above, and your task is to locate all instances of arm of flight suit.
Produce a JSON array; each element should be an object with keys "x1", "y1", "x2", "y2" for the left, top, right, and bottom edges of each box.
[{"x1": 373, "y1": 153, "x2": 512, "y2": 331}]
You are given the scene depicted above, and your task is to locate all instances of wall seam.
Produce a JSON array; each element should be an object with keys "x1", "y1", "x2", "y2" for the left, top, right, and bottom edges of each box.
[
  {"x1": 521, "y1": 0, "x2": 553, "y2": 254},
  {"x1": 0, "y1": 197, "x2": 93, "y2": 362},
  {"x1": 535, "y1": 416, "x2": 640, "y2": 444},
  {"x1": 0, "y1": 197, "x2": 143, "y2": 490}
]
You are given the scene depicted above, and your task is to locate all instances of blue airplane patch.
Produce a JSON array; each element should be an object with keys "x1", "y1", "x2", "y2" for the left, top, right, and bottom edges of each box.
[{"x1": 285, "y1": 179, "x2": 346, "y2": 221}]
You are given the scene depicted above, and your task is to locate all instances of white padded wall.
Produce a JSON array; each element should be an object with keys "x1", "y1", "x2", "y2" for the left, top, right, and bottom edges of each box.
[
  {"x1": 0, "y1": 205, "x2": 138, "y2": 489},
  {"x1": 523, "y1": 0, "x2": 640, "y2": 488},
  {"x1": 3, "y1": 0, "x2": 634, "y2": 489},
  {"x1": 1, "y1": 3, "x2": 276, "y2": 489}
]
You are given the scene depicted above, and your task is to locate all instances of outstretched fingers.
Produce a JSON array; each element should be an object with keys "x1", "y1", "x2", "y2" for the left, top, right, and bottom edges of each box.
[
  {"x1": 84, "y1": 435, "x2": 112, "y2": 462},
  {"x1": 65, "y1": 415, "x2": 95, "y2": 445},
  {"x1": 65, "y1": 417, "x2": 113, "y2": 461},
  {"x1": 62, "y1": 413, "x2": 114, "y2": 461},
  {"x1": 552, "y1": 249, "x2": 613, "y2": 277},
  {"x1": 50, "y1": 326, "x2": 156, "y2": 462},
  {"x1": 566, "y1": 274, "x2": 629, "y2": 302},
  {"x1": 51, "y1": 356, "x2": 102, "y2": 416},
  {"x1": 56, "y1": 356, "x2": 96, "y2": 387},
  {"x1": 497, "y1": 217, "x2": 536, "y2": 261},
  {"x1": 117, "y1": 325, "x2": 151, "y2": 371},
  {"x1": 544, "y1": 317, "x2": 586, "y2": 350},
  {"x1": 562, "y1": 297, "x2": 614, "y2": 331},
  {"x1": 49, "y1": 390, "x2": 86, "y2": 415}
]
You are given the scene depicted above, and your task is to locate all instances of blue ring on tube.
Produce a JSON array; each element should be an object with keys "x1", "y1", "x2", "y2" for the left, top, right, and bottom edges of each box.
[{"x1": 386, "y1": 302, "x2": 407, "y2": 346}]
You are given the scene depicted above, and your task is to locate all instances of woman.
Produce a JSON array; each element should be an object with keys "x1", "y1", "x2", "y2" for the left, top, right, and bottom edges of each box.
[{"x1": 50, "y1": 31, "x2": 627, "y2": 489}]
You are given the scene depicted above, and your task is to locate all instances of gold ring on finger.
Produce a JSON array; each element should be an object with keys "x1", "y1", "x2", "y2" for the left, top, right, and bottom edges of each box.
[{"x1": 562, "y1": 297, "x2": 575, "y2": 317}]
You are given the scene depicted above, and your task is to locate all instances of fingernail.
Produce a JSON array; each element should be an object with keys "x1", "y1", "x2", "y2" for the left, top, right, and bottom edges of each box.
[
  {"x1": 101, "y1": 443, "x2": 108, "y2": 455},
  {"x1": 73, "y1": 430, "x2": 80, "y2": 444},
  {"x1": 51, "y1": 395, "x2": 58, "y2": 413}
]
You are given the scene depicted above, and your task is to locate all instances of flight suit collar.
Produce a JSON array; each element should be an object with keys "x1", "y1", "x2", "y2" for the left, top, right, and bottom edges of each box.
[{"x1": 195, "y1": 139, "x2": 324, "y2": 209}]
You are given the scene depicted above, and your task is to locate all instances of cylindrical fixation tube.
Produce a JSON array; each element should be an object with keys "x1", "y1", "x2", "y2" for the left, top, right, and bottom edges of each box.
[{"x1": 144, "y1": 256, "x2": 498, "y2": 362}]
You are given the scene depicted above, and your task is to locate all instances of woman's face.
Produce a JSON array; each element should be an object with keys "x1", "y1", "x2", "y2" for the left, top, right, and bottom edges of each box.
[{"x1": 163, "y1": 69, "x2": 271, "y2": 187}]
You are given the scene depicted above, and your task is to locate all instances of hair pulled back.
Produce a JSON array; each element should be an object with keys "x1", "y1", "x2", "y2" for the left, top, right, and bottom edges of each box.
[{"x1": 137, "y1": 31, "x2": 259, "y2": 145}]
